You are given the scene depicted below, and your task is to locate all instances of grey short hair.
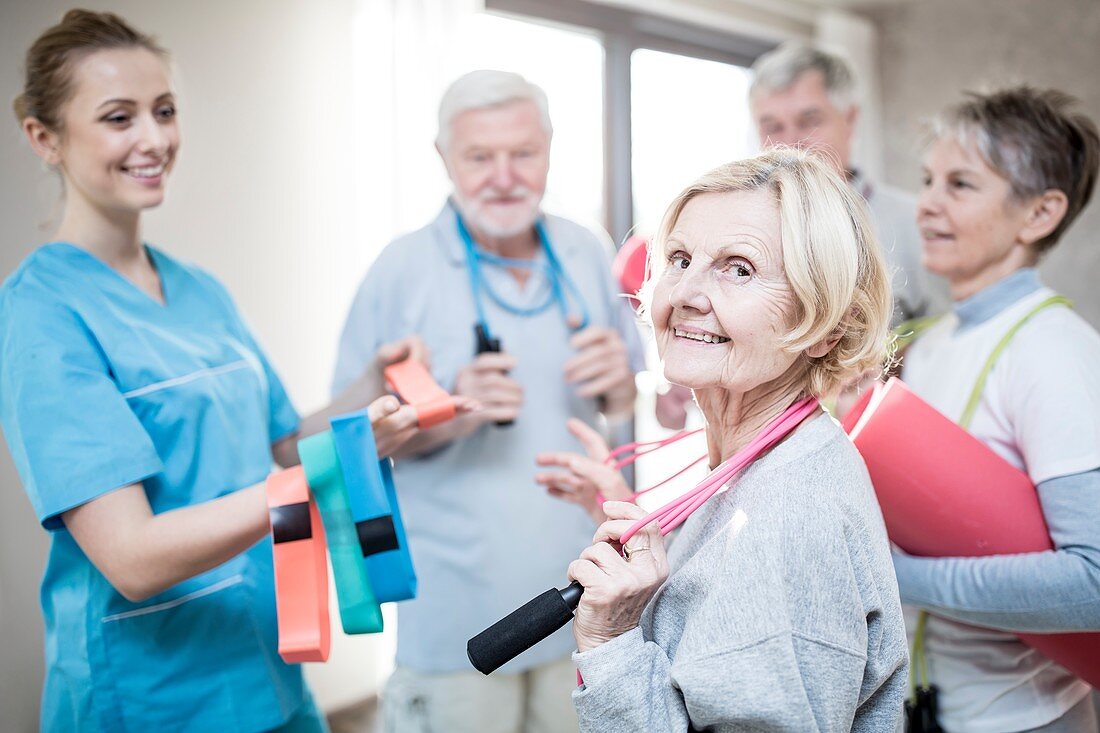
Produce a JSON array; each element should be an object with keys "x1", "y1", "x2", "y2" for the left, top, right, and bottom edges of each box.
[
  {"x1": 749, "y1": 42, "x2": 857, "y2": 112},
  {"x1": 436, "y1": 70, "x2": 553, "y2": 153},
  {"x1": 930, "y1": 85, "x2": 1100, "y2": 253}
]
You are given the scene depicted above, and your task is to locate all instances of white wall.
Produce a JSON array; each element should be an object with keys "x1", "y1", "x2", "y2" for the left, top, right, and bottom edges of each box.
[{"x1": 0, "y1": 1, "x2": 387, "y2": 728}]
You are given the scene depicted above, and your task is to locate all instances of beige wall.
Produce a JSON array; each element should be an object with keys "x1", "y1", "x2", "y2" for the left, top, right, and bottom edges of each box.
[
  {"x1": 0, "y1": 1, "x2": 383, "y2": 729},
  {"x1": 869, "y1": 0, "x2": 1100, "y2": 326}
]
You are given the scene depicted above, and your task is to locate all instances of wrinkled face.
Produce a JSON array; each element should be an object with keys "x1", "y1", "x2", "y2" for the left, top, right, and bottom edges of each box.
[
  {"x1": 55, "y1": 47, "x2": 179, "y2": 215},
  {"x1": 441, "y1": 99, "x2": 550, "y2": 238},
  {"x1": 752, "y1": 71, "x2": 856, "y2": 173},
  {"x1": 917, "y1": 136, "x2": 1033, "y2": 284},
  {"x1": 651, "y1": 189, "x2": 801, "y2": 394}
]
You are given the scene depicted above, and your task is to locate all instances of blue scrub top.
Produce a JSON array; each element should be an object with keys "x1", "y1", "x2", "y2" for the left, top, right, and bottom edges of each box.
[{"x1": 0, "y1": 243, "x2": 306, "y2": 732}]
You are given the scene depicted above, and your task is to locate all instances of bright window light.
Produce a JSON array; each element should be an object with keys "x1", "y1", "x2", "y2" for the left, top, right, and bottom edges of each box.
[
  {"x1": 631, "y1": 49, "x2": 755, "y2": 236},
  {"x1": 451, "y1": 13, "x2": 605, "y2": 229}
]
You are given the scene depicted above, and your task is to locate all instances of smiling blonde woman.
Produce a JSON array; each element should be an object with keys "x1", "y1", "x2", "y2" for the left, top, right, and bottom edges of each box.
[{"x1": 542, "y1": 149, "x2": 908, "y2": 731}]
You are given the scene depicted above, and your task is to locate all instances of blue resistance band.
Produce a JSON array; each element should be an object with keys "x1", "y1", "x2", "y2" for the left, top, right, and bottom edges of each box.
[
  {"x1": 331, "y1": 410, "x2": 417, "y2": 603},
  {"x1": 455, "y1": 209, "x2": 590, "y2": 343}
]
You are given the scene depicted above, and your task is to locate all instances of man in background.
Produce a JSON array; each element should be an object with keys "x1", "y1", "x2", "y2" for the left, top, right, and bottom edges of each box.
[
  {"x1": 333, "y1": 70, "x2": 640, "y2": 733},
  {"x1": 750, "y1": 41, "x2": 947, "y2": 325}
]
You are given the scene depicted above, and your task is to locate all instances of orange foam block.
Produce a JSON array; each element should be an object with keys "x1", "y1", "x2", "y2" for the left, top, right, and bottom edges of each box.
[
  {"x1": 267, "y1": 466, "x2": 331, "y2": 663},
  {"x1": 843, "y1": 377, "x2": 1100, "y2": 687},
  {"x1": 384, "y1": 358, "x2": 456, "y2": 429}
]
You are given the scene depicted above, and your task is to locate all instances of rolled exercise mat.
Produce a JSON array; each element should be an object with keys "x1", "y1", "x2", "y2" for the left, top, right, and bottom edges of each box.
[
  {"x1": 332, "y1": 410, "x2": 417, "y2": 603},
  {"x1": 611, "y1": 234, "x2": 649, "y2": 309},
  {"x1": 842, "y1": 376, "x2": 1100, "y2": 687},
  {"x1": 298, "y1": 430, "x2": 384, "y2": 634},
  {"x1": 384, "y1": 358, "x2": 456, "y2": 429},
  {"x1": 266, "y1": 466, "x2": 331, "y2": 662}
]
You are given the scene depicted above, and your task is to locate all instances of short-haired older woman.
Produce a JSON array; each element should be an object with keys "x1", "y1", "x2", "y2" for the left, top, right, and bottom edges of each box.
[
  {"x1": 542, "y1": 149, "x2": 909, "y2": 731},
  {"x1": 892, "y1": 87, "x2": 1100, "y2": 733}
]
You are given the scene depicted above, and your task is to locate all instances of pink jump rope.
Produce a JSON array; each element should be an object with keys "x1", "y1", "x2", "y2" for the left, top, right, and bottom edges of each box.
[
  {"x1": 468, "y1": 396, "x2": 821, "y2": 674},
  {"x1": 598, "y1": 428, "x2": 707, "y2": 509}
]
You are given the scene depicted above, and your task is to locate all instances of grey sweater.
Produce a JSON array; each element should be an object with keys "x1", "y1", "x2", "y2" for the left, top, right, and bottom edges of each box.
[{"x1": 572, "y1": 414, "x2": 908, "y2": 732}]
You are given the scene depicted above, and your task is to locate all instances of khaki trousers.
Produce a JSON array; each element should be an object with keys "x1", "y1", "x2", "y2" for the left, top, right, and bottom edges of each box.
[{"x1": 378, "y1": 656, "x2": 578, "y2": 733}]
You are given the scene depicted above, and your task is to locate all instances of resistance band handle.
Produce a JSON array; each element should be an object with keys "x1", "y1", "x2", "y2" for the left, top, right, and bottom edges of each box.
[
  {"x1": 474, "y1": 323, "x2": 514, "y2": 427},
  {"x1": 467, "y1": 581, "x2": 583, "y2": 675}
]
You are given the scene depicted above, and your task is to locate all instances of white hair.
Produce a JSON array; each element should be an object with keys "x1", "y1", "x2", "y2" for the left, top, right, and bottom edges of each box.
[
  {"x1": 749, "y1": 42, "x2": 858, "y2": 112},
  {"x1": 436, "y1": 70, "x2": 553, "y2": 152}
]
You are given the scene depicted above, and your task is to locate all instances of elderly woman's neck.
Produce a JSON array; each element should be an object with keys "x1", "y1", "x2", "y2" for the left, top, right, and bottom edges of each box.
[{"x1": 697, "y1": 374, "x2": 808, "y2": 468}]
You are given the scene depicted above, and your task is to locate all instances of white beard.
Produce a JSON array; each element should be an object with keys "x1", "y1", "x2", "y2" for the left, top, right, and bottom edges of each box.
[{"x1": 453, "y1": 186, "x2": 543, "y2": 239}]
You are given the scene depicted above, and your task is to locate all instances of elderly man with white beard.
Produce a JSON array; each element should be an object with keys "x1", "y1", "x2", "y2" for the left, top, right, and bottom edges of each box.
[{"x1": 333, "y1": 70, "x2": 641, "y2": 733}]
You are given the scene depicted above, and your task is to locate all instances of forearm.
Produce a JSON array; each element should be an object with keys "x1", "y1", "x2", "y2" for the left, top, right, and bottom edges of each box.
[
  {"x1": 894, "y1": 469, "x2": 1100, "y2": 631},
  {"x1": 573, "y1": 628, "x2": 689, "y2": 732},
  {"x1": 893, "y1": 549, "x2": 1100, "y2": 631},
  {"x1": 66, "y1": 482, "x2": 271, "y2": 602},
  {"x1": 273, "y1": 371, "x2": 389, "y2": 467},
  {"x1": 133, "y1": 483, "x2": 271, "y2": 598}
]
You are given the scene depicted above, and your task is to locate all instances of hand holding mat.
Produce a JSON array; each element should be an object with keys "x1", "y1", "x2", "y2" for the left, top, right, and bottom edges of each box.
[{"x1": 842, "y1": 377, "x2": 1100, "y2": 688}]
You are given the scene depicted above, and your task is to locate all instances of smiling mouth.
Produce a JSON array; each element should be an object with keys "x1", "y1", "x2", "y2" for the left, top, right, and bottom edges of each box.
[
  {"x1": 673, "y1": 328, "x2": 730, "y2": 344},
  {"x1": 921, "y1": 228, "x2": 954, "y2": 243},
  {"x1": 122, "y1": 164, "x2": 166, "y2": 179}
]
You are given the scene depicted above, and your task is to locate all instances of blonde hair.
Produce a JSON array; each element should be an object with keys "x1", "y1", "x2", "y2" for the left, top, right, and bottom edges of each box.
[{"x1": 640, "y1": 148, "x2": 893, "y2": 397}]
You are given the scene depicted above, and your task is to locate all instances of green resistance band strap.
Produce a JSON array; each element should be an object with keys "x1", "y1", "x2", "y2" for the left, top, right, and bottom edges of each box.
[
  {"x1": 893, "y1": 315, "x2": 942, "y2": 353},
  {"x1": 958, "y1": 295, "x2": 1072, "y2": 430},
  {"x1": 299, "y1": 430, "x2": 384, "y2": 635}
]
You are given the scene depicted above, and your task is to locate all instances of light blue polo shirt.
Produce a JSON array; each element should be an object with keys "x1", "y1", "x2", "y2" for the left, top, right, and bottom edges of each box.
[
  {"x1": 333, "y1": 202, "x2": 643, "y2": 673},
  {"x1": 0, "y1": 243, "x2": 307, "y2": 732}
]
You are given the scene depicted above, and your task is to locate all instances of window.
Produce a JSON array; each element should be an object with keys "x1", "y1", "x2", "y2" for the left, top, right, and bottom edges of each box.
[
  {"x1": 630, "y1": 48, "x2": 755, "y2": 235},
  {"x1": 487, "y1": 0, "x2": 771, "y2": 244},
  {"x1": 450, "y1": 14, "x2": 605, "y2": 228}
]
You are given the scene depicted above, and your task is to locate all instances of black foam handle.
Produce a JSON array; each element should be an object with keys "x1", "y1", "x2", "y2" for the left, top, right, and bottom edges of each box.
[
  {"x1": 473, "y1": 324, "x2": 514, "y2": 427},
  {"x1": 467, "y1": 581, "x2": 583, "y2": 675}
]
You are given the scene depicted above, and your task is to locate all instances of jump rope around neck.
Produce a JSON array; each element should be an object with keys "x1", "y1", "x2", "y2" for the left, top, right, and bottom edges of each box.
[
  {"x1": 456, "y1": 208, "x2": 591, "y2": 426},
  {"x1": 467, "y1": 396, "x2": 822, "y2": 674}
]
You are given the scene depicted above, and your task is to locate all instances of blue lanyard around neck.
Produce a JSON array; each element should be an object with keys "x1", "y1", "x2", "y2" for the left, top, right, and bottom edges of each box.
[{"x1": 455, "y1": 209, "x2": 590, "y2": 342}]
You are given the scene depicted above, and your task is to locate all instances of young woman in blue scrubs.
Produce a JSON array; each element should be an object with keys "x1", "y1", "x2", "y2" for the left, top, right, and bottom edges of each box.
[{"x1": 2, "y1": 11, "x2": 429, "y2": 732}]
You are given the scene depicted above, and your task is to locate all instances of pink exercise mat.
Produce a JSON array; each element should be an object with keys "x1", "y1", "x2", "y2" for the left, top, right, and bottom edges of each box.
[{"x1": 843, "y1": 377, "x2": 1100, "y2": 689}]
